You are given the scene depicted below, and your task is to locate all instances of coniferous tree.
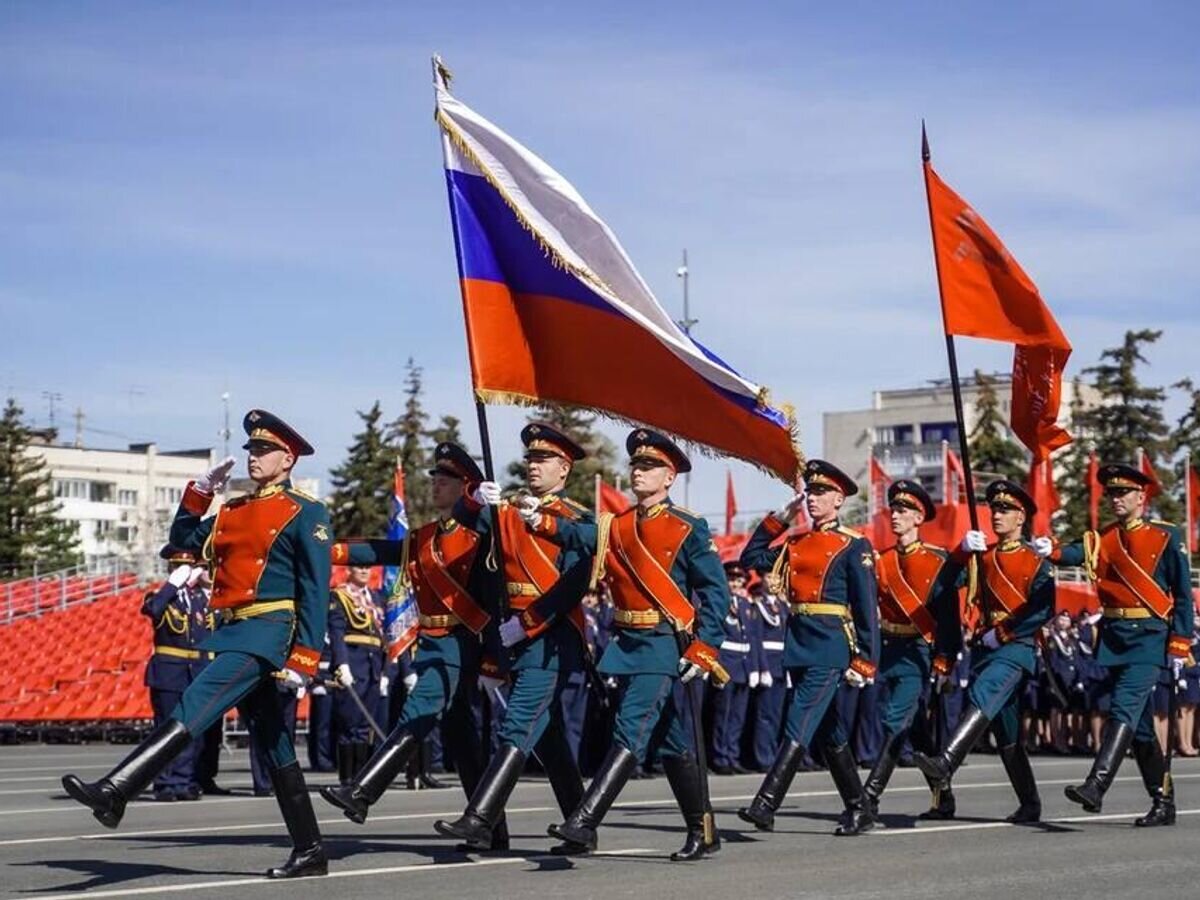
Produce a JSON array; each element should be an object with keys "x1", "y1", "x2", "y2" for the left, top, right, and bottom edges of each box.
[
  {"x1": 968, "y1": 370, "x2": 1026, "y2": 483},
  {"x1": 504, "y1": 406, "x2": 620, "y2": 508},
  {"x1": 425, "y1": 415, "x2": 464, "y2": 449},
  {"x1": 1054, "y1": 378, "x2": 1097, "y2": 537},
  {"x1": 328, "y1": 402, "x2": 394, "y2": 537},
  {"x1": 0, "y1": 398, "x2": 80, "y2": 576},
  {"x1": 1080, "y1": 330, "x2": 1180, "y2": 521},
  {"x1": 387, "y1": 358, "x2": 433, "y2": 526}
]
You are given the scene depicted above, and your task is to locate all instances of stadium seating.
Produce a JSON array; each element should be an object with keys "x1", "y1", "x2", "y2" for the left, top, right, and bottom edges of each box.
[{"x1": 0, "y1": 585, "x2": 154, "y2": 726}]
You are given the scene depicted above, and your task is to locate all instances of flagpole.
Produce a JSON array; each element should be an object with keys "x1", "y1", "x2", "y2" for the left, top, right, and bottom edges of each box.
[{"x1": 922, "y1": 123, "x2": 980, "y2": 532}]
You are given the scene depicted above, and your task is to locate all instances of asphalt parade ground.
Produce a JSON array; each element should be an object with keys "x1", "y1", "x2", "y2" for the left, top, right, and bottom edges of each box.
[{"x1": 2, "y1": 746, "x2": 1199, "y2": 900}]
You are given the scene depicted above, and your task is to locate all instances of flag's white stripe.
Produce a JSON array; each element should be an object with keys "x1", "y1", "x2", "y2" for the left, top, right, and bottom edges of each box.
[{"x1": 436, "y1": 87, "x2": 766, "y2": 407}]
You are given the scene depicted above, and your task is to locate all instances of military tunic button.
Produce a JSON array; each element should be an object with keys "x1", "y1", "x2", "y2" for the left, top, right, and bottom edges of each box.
[{"x1": 256, "y1": 558, "x2": 264, "y2": 565}]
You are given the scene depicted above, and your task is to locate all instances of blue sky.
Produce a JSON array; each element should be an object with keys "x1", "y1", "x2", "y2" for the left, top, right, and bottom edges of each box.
[{"x1": 3, "y1": 2, "x2": 1198, "y2": 521}]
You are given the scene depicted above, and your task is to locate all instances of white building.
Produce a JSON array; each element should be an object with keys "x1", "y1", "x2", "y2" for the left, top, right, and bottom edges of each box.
[
  {"x1": 30, "y1": 437, "x2": 216, "y2": 573},
  {"x1": 28, "y1": 435, "x2": 326, "y2": 577},
  {"x1": 823, "y1": 373, "x2": 1099, "y2": 501}
]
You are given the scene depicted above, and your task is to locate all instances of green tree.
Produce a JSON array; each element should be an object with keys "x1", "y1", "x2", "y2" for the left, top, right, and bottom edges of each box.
[
  {"x1": 968, "y1": 370, "x2": 1026, "y2": 483},
  {"x1": 504, "y1": 406, "x2": 620, "y2": 508},
  {"x1": 1080, "y1": 330, "x2": 1179, "y2": 521},
  {"x1": 425, "y1": 414, "x2": 464, "y2": 449},
  {"x1": 0, "y1": 398, "x2": 80, "y2": 576},
  {"x1": 327, "y1": 402, "x2": 395, "y2": 537},
  {"x1": 386, "y1": 358, "x2": 433, "y2": 526},
  {"x1": 1053, "y1": 378, "x2": 1098, "y2": 537}
]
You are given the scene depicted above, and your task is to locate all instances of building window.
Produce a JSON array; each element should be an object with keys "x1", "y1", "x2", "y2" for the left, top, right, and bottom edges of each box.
[
  {"x1": 89, "y1": 482, "x2": 116, "y2": 503},
  {"x1": 117, "y1": 489, "x2": 138, "y2": 507},
  {"x1": 154, "y1": 486, "x2": 183, "y2": 507},
  {"x1": 921, "y1": 421, "x2": 959, "y2": 445},
  {"x1": 54, "y1": 479, "x2": 89, "y2": 500},
  {"x1": 876, "y1": 425, "x2": 914, "y2": 446}
]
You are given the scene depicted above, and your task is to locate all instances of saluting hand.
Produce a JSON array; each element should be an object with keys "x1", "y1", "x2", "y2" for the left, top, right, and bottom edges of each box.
[
  {"x1": 1032, "y1": 536, "x2": 1053, "y2": 558},
  {"x1": 167, "y1": 565, "x2": 193, "y2": 588},
  {"x1": 196, "y1": 455, "x2": 237, "y2": 494},
  {"x1": 776, "y1": 492, "x2": 805, "y2": 522}
]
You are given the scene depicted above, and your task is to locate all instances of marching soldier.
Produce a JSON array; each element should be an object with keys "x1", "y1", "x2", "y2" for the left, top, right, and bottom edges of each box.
[
  {"x1": 1040, "y1": 463, "x2": 1194, "y2": 825},
  {"x1": 328, "y1": 565, "x2": 387, "y2": 784},
  {"x1": 527, "y1": 429, "x2": 728, "y2": 859},
  {"x1": 141, "y1": 546, "x2": 213, "y2": 801},
  {"x1": 915, "y1": 479, "x2": 1054, "y2": 824},
  {"x1": 320, "y1": 442, "x2": 509, "y2": 847},
  {"x1": 62, "y1": 410, "x2": 332, "y2": 879},
  {"x1": 749, "y1": 584, "x2": 788, "y2": 772},
  {"x1": 862, "y1": 480, "x2": 962, "y2": 818},
  {"x1": 737, "y1": 459, "x2": 880, "y2": 836},
  {"x1": 711, "y1": 565, "x2": 754, "y2": 774},
  {"x1": 433, "y1": 423, "x2": 595, "y2": 851}
]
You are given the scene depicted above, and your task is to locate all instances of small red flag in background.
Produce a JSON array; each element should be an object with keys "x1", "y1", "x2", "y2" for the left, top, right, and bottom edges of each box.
[
  {"x1": 1026, "y1": 456, "x2": 1060, "y2": 535},
  {"x1": 924, "y1": 157, "x2": 1073, "y2": 461},
  {"x1": 1138, "y1": 451, "x2": 1162, "y2": 501},
  {"x1": 943, "y1": 443, "x2": 967, "y2": 504},
  {"x1": 1087, "y1": 451, "x2": 1100, "y2": 531},
  {"x1": 598, "y1": 480, "x2": 632, "y2": 514},
  {"x1": 724, "y1": 469, "x2": 738, "y2": 536},
  {"x1": 868, "y1": 456, "x2": 891, "y2": 517}
]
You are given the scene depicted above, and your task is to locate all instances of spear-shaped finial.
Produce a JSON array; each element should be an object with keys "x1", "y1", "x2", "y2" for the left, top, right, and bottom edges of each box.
[
  {"x1": 921, "y1": 119, "x2": 930, "y2": 163},
  {"x1": 432, "y1": 54, "x2": 453, "y2": 91}
]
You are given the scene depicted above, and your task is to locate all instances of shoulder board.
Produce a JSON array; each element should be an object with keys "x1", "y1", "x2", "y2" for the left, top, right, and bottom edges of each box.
[
  {"x1": 837, "y1": 525, "x2": 865, "y2": 540},
  {"x1": 559, "y1": 496, "x2": 587, "y2": 512},
  {"x1": 287, "y1": 486, "x2": 319, "y2": 503},
  {"x1": 1150, "y1": 519, "x2": 1177, "y2": 528},
  {"x1": 921, "y1": 543, "x2": 950, "y2": 558},
  {"x1": 666, "y1": 504, "x2": 702, "y2": 523}
]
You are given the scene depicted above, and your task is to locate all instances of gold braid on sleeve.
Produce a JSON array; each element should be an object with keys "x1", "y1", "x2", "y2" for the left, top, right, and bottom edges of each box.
[{"x1": 589, "y1": 513, "x2": 614, "y2": 590}]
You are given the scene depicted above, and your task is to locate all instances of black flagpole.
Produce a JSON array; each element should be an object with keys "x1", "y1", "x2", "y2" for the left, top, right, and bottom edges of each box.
[{"x1": 922, "y1": 123, "x2": 980, "y2": 531}]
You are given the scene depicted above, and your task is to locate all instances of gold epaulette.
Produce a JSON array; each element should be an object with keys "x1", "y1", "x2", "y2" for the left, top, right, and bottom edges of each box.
[
  {"x1": 288, "y1": 486, "x2": 319, "y2": 502},
  {"x1": 670, "y1": 504, "x2": 699, "y2": 517},
  {"x1": 837, "y1": 525, "x2": 865, "y2": 539},
  {"x1": 1150, "y1": 519, "x2": 1176, "y2": 528}
]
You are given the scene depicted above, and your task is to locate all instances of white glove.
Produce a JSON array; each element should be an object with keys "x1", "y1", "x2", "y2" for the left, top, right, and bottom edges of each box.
[
  {"x1": 961, "y1": 530, "x2": 987, "y2": 553},
  {"x1": 403, "y1": 672, "x2": 419, "y2": 692},
  {"x1": 844, "y1": 668, "x2": 870, "y2": 689},
  {"x1": 276, "y1": 669, "x2": 305, "y2": 693},
  {"x1": 185, "y1": 567, "x2": 205, "y2": 588},
  {"x1": 777, "y1": 492, "x2": 805, "y2": 522},
  {"x1": 749, "y1": 671, "x2": 761, "y2": 689},
  {"x1": 1032, "y1": 536, "x2": 1054, "y2": 558},
  {"x1": 167, "y1": 565, "x2": 193, "y2": 588},
  {"x1": 980, "y1": 628, "x2": 1002, "y2": 651},
  {"x1": 1172, "y1": 657, "x2": 1187, "y2": 686},
  {"x1": 295, "y1": 685, "x2": 307, "y2": 701},
  {"x1": 196, "y1": 455, "x2": 237, "y2": 494},
  {"x1": 312, "y1": 683, "x2": 327, "y2": 696},
  {"x1": 379, "y1": 676, "x2": 390, "y2": 696},
  {"x1": 479, "y1": 674, "x2": 505, "y2": 696},
  {"x1": 472, "y1": 480, "x2": 502, "y2": 506},
  {"x1": 760, "y1": 671, "x2": 774, "y2": 688},
  {"x1": 499, "y1": 615, "x2": 528, "y2": 648},
  {"x1": 334, "y1": 663, "x2": 355, "y2": 687},
  {"x1": 678, "y1": 657, "x2": 710, "y2": 684}
]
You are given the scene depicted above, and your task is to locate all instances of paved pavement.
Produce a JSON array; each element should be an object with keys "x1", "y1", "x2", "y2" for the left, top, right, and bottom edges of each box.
[{"x1": 1, "y1": 745, "x2": 1199, "y2": 899}]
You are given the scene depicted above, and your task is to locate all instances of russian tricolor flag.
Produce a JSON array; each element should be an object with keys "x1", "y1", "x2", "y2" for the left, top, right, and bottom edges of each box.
[{"x1": 433, "y1": 58, "x2": 802, "y2": 483}]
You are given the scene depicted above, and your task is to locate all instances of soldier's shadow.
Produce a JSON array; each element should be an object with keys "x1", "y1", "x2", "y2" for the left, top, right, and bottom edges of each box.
[
  {"x1": 13, "y1": 858, "x2": 239, "y2": 895},
  {"x1": 130, "y1": 831, "x2": 473, "y2": 866}
]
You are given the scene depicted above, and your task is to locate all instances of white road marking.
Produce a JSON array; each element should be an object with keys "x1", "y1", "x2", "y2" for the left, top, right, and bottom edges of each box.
[
  {"x1": 873, "y1": 807, "x2": 1200, "y2": 835},
  {"x1": 22, "y1": 847, "x2": 656, "y2": 900}
]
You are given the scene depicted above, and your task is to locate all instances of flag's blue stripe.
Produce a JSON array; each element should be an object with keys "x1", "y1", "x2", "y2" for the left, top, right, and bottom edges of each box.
[{"x1": 444, "y1": 167, "x2": 787, "y2": 430}]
